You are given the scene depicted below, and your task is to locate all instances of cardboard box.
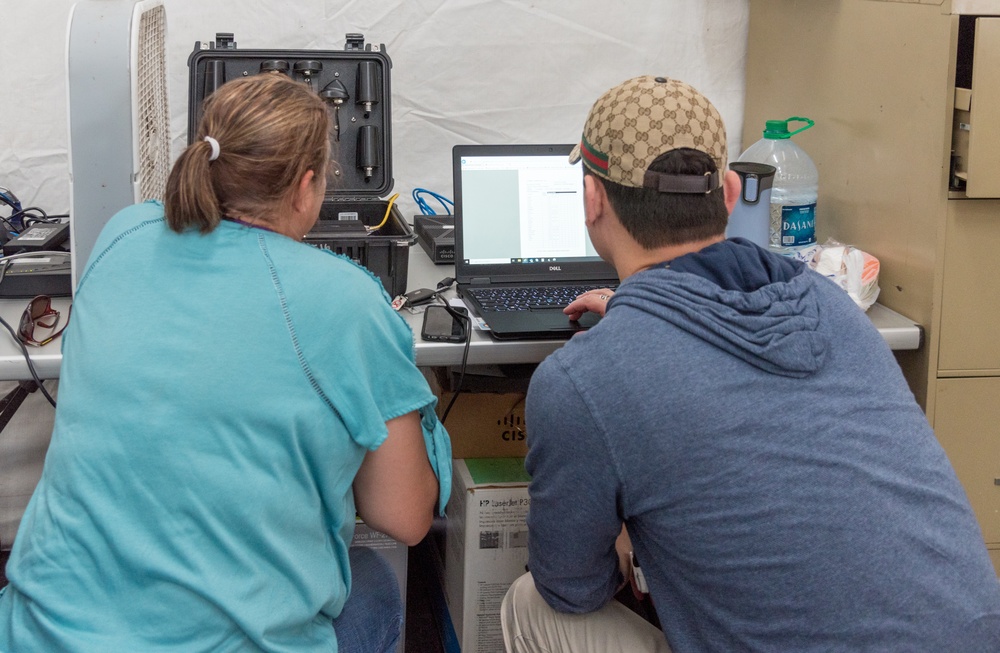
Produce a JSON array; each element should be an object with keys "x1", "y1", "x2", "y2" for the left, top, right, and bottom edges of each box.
[
  {"x1": 351, "y1": 520, "x2": 408, "y2": 653},
  {"x1": 444, "y1": 458, "x2": 531, "y2": 653},
  {"x1": 443, "y1": 392, "x2": 528, "y2": 459},
  {"x1": 428, "y1": 366, "x2": 531, "y2": 459}
]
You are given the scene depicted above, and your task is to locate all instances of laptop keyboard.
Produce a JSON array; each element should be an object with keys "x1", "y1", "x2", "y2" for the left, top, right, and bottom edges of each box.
[{"x1": 469, "y1": 284, "x2": 617, "y2": 312}]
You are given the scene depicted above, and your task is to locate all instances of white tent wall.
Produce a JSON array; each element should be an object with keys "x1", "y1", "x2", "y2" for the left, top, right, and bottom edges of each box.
[
  {"x1": 1, "y1": 0, "x2": 749, "y2": 221},
  {"x1": 0, "y1": 0, "x2": 748, "y2": 545}
]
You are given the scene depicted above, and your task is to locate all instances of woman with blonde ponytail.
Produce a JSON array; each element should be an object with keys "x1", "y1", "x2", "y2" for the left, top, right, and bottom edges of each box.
[{"x1": 0, "y1": 73, "x2": 450, "y2": 653}]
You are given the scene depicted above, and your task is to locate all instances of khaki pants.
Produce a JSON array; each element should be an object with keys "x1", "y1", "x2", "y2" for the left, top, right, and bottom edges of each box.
[{"x1": 501, "y1": 573, "x2": 672, "y2": 653}]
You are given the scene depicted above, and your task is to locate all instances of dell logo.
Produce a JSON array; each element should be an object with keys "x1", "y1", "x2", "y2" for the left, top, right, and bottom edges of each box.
[{"x1": 549, "y1": 265, "x2": 561, "y2": 271}]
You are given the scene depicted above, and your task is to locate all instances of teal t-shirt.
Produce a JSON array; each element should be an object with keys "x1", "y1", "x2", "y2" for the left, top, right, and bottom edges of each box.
[{"x1": 0, "y1": 201, "x2": 451, "y2": 652}]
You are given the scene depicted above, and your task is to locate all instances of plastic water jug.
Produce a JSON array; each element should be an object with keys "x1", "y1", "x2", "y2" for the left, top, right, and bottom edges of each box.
[
  {"x1": 726, "y1": 162, "x2": 776, "y2": 248},
  {"x1": 737, "y1": 117, "x2": 818, "y2": 254}
]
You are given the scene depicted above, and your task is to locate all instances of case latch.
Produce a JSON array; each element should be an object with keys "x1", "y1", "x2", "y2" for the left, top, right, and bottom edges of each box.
[
  {"x1": 212, "y1": 33, "x2": 236, "y2": 50},
  {"x1": 345, "y1": 33, "x2": 366, "y2": 51}
]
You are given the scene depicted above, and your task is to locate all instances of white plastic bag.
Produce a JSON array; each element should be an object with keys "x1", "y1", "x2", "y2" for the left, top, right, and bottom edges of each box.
[{"x1": 796, "y1": 239, "x2": 881, "y2": 311}]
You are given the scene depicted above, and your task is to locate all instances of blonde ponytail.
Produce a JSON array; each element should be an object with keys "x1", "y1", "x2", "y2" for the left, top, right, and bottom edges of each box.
[{"x1": 164, "y1": 74, "x2": 330, "y2": 234}]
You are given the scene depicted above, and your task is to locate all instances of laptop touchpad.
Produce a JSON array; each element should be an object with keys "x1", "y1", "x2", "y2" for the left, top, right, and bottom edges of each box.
[{"x1": 532, "y1": 309, "x2": 599, "y2": 330}]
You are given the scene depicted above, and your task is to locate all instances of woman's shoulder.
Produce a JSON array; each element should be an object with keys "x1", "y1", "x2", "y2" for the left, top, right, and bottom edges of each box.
[
  {"x1": 106, "y1": 199, "x2": 166, "y2": 229},
  {"x1": 266, "y1": 237, "x2": 388, "y2": 296},
  {"x1": 94, "y1": 200, "x2": 166, "y2": 246},
  {"x1": 88, "y1": 200, "x2": 166, "y2": 257}
]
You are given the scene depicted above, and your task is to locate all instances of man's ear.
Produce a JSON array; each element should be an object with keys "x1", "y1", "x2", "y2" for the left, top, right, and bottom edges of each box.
[
  {"x1": 722, "y1": 168, "x2": 740, "y2": 216},
  {"x1": 583, "y1": 173, "x2": 608, "y2": 227}
]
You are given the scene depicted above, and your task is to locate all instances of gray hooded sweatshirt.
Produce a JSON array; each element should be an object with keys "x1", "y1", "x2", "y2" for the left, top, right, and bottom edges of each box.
[{"x1": 524, "y1": 238, "x2": 1000, "y2": 652}]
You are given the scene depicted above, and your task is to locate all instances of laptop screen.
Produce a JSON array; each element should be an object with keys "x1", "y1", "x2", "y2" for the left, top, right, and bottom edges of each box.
[{"x1": 453, "y1": 144, "x2": 617, "y2": 284}]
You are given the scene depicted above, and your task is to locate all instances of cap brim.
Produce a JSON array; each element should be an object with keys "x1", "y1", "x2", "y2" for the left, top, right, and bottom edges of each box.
[{"x1": 568, "y1": 142, "x2": 582, "y2": 164}]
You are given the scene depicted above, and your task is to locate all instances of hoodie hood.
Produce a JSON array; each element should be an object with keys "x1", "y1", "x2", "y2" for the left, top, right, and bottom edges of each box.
[{"x1": 609, "y1": 239, "x2": 828, "y2": 377}]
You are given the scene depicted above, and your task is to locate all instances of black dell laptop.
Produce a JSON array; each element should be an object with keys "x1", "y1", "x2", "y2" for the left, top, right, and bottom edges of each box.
[{"x1": 452, "y1": 144, "x2": 619, "y2": 340}]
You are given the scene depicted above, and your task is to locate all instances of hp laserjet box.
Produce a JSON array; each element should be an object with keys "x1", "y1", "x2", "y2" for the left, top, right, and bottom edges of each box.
[
  {"x1": 351, "y1": 520, "x2": 408, "y2": 653},
  {"x1": 444, "y1": 458, "x2": 531, "y2": 653}
]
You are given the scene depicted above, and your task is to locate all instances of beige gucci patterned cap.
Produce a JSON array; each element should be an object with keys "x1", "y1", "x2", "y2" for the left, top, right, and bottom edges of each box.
[{"x1": 569, "y1": 76, "x2": 728, "y2": 193}]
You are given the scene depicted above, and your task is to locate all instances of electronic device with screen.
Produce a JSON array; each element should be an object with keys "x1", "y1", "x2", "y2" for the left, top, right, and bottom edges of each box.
[
  {"x1": 452, "y1": 144, "x2": 618, "y2": 340},
  {"x1": 421, "y1": 305, "x2": 468, "y2": 342}
]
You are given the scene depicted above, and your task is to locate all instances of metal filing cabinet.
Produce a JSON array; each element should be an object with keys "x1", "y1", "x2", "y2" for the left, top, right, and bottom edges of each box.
[{"x1": 744, "y1": 0, "x2": 1000, "y2": 573}]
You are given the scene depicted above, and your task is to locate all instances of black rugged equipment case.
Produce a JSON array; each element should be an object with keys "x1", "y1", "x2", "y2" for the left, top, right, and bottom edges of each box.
[{"x1": 186, "y1": 33, "x2": 413, "y2": 297}]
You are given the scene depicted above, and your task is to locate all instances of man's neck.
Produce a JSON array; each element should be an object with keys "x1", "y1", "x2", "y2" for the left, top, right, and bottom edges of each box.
[{"x1": 617, "y1": 234, "x2": 727, "y2": 280}]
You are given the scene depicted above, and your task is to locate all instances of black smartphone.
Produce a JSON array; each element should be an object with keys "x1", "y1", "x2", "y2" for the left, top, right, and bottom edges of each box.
[{"x1": 421, "y1": 305, "x2": 468, "y2": 342}]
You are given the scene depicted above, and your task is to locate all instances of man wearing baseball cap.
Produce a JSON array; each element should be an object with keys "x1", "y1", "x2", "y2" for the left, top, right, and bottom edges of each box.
[{"x1": 500, "y1": 76, "x2": 1000, "y2": 652}]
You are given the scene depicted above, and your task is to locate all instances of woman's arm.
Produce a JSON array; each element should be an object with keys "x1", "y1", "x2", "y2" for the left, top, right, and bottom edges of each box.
[{"x1": 353, "y1": 410, "x2": 439, "y2": 546}]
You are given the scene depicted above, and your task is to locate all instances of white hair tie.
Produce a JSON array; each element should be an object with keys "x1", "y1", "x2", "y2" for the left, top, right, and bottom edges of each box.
[{"x1": 203, "y1": 136, "x2": 221, "y2": 162}]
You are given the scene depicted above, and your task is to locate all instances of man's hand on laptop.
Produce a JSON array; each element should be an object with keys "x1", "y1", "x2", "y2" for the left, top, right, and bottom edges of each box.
[{"x1": 565, "y1": 288, "x2": 615, "y2": 321}]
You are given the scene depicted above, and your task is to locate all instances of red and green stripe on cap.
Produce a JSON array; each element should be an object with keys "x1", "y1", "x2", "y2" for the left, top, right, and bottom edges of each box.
[{"x1": 579, "y1": 135, "x2": 609, "y2": 174}]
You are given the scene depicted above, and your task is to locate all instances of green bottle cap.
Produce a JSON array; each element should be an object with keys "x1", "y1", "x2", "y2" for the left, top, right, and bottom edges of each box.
[{"x1": 762, "y1": 117, "x2": 815, "y2": 139}]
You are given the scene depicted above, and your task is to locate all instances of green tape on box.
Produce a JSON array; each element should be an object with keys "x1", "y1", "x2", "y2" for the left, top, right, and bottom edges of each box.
[{"x1": 465, "y1": 458, "x2": 531, "y2": 484}]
